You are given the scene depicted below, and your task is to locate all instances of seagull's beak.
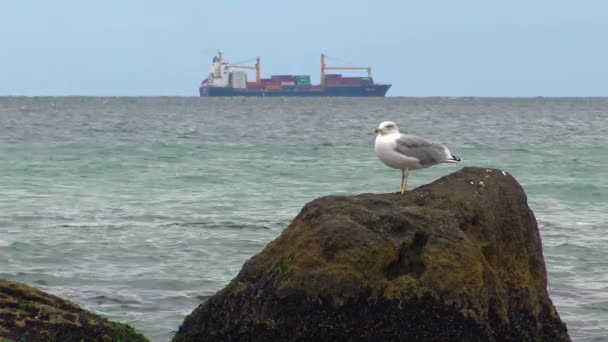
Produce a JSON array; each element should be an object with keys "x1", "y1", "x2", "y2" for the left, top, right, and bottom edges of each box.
[{"x1": 374, "y1": 128, "x2": 381, "y2": 134}]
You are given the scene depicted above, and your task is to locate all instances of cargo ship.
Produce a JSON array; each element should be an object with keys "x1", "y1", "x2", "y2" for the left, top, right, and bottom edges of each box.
[{"x1": 199, "y1": 52, "x2": 391, "y2": 97}]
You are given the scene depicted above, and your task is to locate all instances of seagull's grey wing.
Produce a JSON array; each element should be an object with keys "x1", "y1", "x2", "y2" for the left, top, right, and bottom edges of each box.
[{"x1": 394, "y1": 135, "x2": 449, "y2": 166}]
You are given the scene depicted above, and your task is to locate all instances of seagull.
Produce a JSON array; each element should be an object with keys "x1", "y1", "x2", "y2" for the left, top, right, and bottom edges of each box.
[{"x1": 374, "y1": 121, "x2": 461, "y2": 194}]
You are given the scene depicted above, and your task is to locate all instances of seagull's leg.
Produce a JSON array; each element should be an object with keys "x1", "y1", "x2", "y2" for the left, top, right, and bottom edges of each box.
[
  {"x1": 400, "y1": 169, "x2": 405, "y2": 194},
  {"x1": 402, "y1": 168, "x2": 409, "y2": 194}
]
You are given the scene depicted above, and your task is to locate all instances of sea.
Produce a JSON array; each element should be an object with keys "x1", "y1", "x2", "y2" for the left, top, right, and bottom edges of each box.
[{"x1": 0, "y1": 97, "x2": 606, "y2": 341}]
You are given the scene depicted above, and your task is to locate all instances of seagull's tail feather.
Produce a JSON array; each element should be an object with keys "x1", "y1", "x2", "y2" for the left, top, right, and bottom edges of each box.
[
  {"x1": 444, "y1": 155, "x2": 461, "y2": 163},
  {"x1": 441, "y1": 146, "x2": 461, "y2": 163}
]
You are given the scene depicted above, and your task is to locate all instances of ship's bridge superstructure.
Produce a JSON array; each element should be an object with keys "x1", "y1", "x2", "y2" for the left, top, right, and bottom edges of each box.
[{"x1": 207, "y1": 51, "x2": 230, "y2": 88}]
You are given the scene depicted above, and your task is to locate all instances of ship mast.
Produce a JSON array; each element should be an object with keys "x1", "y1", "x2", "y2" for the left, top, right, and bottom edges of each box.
[
  {"x1": 321, "y1": 53, "x2": 326, "y2": 86},
  {"x1": 230, "y1": 58, "x2": 262, "y2": 84},
  {"x1": 320, "y1": 53, "x2": 372, "y2": 86},
  {"x1": 256, "y1": 58, "x2": 261, "y2": 84}
]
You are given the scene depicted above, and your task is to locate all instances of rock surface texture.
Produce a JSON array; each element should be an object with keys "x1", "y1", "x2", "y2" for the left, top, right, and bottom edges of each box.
[
  {"x1": 0, "y1": 280, "x2": 148, "y2": 342},
  {"x1": 174, "y1": 167, "x2": 570, "y2": 341}
]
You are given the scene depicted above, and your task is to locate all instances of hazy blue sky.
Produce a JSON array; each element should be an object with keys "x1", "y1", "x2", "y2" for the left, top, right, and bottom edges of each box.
[{"x1": 1, "y1": 1, "x2": 606, "y2": 96}]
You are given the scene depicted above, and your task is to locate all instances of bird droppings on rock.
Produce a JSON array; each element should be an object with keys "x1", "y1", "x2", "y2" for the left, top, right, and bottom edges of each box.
[{"x1": 501, "y1": 170, "x2": 508, "y2": 176}]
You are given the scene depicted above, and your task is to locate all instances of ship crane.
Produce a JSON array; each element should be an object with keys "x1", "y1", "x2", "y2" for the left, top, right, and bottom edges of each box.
[
  {"x1": 320, "y1": 53, "x2": 372, "y2": 86},
  {"x1": 230, "y1": 58, "x2": 262, "y2": 84}
]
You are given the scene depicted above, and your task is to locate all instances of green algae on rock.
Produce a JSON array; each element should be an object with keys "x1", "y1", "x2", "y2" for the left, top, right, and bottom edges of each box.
[
  {"x1": 0, "y1": 280, "x2": 149, "y2": 342},
  {"x1": 173, "y1": 167, "x2": 570, "y2": 341}
]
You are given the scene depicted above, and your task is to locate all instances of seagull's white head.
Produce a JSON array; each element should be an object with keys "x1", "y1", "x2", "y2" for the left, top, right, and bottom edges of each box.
[{"x1": 374, "y1": 121, "x2": 400, "y2": 136}]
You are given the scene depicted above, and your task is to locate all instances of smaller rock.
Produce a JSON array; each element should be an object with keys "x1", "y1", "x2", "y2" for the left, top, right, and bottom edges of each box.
[{"x1": 0, "y1": 280, "x2": 149, "y2": 342}]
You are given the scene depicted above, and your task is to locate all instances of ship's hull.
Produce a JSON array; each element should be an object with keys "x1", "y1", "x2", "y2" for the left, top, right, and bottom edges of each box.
[{"x1": 199, "y1": 84, "x2": 390, "y2": 97}]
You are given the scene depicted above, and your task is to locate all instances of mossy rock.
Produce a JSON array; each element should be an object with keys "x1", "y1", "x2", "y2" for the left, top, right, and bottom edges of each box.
[
  {"x1": 174, "y1": 167, "x2": 570, "y2": 341},
  {"x1": 0, "y1": 280, "x2": 149, "y2": 342}
]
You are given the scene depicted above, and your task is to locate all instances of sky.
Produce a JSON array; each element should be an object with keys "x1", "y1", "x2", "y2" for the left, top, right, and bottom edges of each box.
[{"x1": 1, "y1": 0, "x2": 607, "y2": 97}]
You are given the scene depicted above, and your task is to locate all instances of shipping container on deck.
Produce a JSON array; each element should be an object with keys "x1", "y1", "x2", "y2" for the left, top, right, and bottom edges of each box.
[
  {"x1": 340, "y1": 77, "x2": 364, "y2": 85},
  {"x1": 324, "y1": 79, "x2": 343, "y2": 86},
  {"x1": 294, "y1": 75, "x2": 311, "y2": 84},
  {"x1": 271, "y1": 75, "x2": 295, "y2": 81},
  {"x1": 324, "y1": 74, "x2": 342, "y2": 80},
  {"x1": 230, "y1": 71, "x2": 248, "y2": 89}
]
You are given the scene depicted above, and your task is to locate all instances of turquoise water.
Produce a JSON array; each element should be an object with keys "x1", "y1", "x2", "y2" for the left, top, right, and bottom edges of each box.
[{"x1": 0, "y1": 97, "x2": 606, "y2": 341}]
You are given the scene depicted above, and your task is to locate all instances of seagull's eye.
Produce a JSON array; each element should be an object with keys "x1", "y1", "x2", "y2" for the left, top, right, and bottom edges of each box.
[{"x1": 386, "y1": 125, "x2": 394, "y2": 129}]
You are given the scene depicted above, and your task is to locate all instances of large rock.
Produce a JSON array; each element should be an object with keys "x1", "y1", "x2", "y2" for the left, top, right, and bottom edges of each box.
[
  {"x1": 174, "y1": 167, "x2": 569, "y2": 341},
  {"x1": 0, "y1": 280, "x2": 148, "y2": 342}
]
